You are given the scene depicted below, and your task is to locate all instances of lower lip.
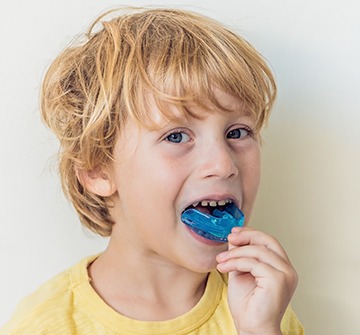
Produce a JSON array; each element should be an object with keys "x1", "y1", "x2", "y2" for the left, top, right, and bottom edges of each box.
[{"x1": 184, "y1": 225, "x2": 226, "y2": 246}]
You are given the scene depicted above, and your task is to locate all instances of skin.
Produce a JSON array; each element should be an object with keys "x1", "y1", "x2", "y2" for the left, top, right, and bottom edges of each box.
[{"x1": 82, "y1": 90, "x2": 298, "y2": 334}]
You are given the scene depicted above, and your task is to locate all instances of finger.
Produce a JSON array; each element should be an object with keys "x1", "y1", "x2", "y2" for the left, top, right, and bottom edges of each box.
[
  {"x1": 227, "y1": 228, "x2": 290, "y2": 263},
  {"x1": 217, "y1": 245, "x2": 291, "y2": 273},
  {"x1": 217, "y1": 256, "x2": 283, "y2": 281},
  {"x1": 217, "y1": 256, "x2": 298, "y2": 295}
]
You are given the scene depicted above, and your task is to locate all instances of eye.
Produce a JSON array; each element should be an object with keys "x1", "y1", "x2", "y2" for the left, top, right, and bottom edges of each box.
[
  {"x1": 226, "y1": 127, "x2": 250, "y2": 139},
  {"x1": 165, "y1": 131, "x2": 191, "y2": 143}
]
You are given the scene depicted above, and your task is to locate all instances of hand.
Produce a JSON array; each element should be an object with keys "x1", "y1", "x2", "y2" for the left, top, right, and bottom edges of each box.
[{"x1": 216, "y1": 227, "x2": 298, "y2": 335}]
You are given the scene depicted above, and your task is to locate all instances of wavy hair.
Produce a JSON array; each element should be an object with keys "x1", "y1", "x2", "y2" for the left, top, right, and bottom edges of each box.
[{"x1": 41, "y1": 7, "x2": 277, "y2": 236}]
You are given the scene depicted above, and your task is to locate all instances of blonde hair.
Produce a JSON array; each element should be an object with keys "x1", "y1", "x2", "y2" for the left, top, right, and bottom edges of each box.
[{"x1": 41, "y1": 7, "x2": 277, "y2": 236}]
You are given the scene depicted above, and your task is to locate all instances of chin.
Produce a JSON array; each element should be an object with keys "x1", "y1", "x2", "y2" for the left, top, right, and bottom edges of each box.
[{"x1": 185, "y1": 256, "x2": 220, "y2": 274}]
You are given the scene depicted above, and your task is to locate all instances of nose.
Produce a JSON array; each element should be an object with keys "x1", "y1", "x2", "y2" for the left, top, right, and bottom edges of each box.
[{"x1": 197, "y1": 140, "x2": 238, "y2": 180}]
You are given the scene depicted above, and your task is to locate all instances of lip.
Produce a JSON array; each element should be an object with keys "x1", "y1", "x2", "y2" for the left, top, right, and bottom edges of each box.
[
  {"x1": 180, "y1": 193, "x2": 240, "y2": 246},
  {"x1": 184, "y1": 224, "x2": 226, "y2": 246},
  {"x1": 181, "y1": 193, "x2": 240, "y2": 213}
]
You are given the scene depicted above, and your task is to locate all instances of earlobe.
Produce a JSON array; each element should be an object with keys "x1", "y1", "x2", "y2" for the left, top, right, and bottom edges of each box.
[{"x1": 76, "y1": 167, "x2": 116, "y2": 197}]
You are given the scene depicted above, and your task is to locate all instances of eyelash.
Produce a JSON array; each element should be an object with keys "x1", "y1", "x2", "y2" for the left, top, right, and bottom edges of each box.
[
  {"x1": 226, "y1": 127, "x2": 252, "y2": 139},
  {"x1": 165, "y1": 130, "x2": 191, "y2": 144},
  {"x1": 164, "y1": 126, "x2": 252, "y2": 144}
]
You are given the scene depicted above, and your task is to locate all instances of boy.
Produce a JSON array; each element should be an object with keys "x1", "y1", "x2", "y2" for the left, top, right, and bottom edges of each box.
[{"x1": 1, "y1": 7, "x2": 304, "y2": 335}]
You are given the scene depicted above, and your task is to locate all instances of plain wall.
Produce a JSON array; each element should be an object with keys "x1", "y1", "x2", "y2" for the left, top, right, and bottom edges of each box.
[{"x1": 1, "y1": 1, "x2": 359, "y2": 334}]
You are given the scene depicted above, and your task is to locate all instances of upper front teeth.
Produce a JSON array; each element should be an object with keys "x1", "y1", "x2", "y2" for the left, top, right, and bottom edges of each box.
[{"x1": 192, "y1": 199, "x2": 232, "y2": 207}]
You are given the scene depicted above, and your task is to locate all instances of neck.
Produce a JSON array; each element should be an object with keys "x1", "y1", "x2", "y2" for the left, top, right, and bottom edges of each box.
[{"x1": 88, "y1": 234, "x2": 209, "y2": 321}]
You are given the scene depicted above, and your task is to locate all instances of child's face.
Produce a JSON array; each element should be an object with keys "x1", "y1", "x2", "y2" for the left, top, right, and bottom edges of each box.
[{"x1": 108, "y1": 90, "x2": 261, "y2": 272}]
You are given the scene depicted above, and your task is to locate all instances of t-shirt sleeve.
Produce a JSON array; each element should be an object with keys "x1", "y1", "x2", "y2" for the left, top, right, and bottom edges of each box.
[{"x1": 280, "y1": 304, "x2": 305, "y2": 335}]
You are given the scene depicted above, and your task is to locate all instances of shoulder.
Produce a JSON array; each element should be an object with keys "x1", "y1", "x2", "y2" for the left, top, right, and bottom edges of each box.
[{"x1": 0, "y1": 255, "x2": 97, "y2": 335}]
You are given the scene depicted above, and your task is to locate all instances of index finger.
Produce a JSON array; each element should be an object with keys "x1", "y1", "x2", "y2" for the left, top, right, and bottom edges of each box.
[{"x1": 227, "y1": 227, "x2": 291, "y2": 264}]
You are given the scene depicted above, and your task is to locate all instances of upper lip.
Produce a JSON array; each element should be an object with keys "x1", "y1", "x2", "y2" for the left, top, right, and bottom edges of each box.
[{"x1": 181, "y1": 194, "x2": 240, "y2": 213}]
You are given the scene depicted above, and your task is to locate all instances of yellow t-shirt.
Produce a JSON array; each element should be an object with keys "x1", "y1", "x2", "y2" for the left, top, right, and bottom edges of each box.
[{"x1": 1, "y1": 255, "x2": 304, "y2": 335}]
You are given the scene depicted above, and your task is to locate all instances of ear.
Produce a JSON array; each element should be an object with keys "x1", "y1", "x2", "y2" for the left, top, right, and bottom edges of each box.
[{"x1": 76, "y1": 167, "x2": 116, "y2": 197}]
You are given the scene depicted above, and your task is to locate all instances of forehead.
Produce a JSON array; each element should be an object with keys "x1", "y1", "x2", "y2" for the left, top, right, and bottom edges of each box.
[{"x1": 141, "y1": 88, "x2": 251, "y2": 129}]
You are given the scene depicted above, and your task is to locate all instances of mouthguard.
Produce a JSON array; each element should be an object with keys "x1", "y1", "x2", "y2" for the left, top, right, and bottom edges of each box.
[{"x1": 181, "y1": 202, "x2": 245, "y2": 242}]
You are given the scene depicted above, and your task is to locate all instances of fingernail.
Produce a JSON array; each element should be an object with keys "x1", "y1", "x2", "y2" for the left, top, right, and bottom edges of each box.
[{"x1": 231, "y1": 227, "x2": 242, "y2": 233}]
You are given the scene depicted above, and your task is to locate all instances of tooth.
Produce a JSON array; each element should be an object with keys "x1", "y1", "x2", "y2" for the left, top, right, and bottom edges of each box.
[
  {"x1": 218, "y1": 200, "x2": 226, "y2": 206},
  {"x1": 201, "y1": 201, "x2": 208, "y2": 206},
  {"x1": 192, "y1": 202, "x2": 199, "y2": 207},
  {"x1": 209, "y1": 201, "x2": 217, "y2": 207}
]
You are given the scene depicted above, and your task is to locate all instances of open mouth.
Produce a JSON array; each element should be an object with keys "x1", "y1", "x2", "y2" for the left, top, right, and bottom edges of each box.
[
  {"x1": 181, "y1": 200, "x2": 244, "y2": 243},
  {"x1": 184, "y1": 199, "x2": 233, "y2": 216}
]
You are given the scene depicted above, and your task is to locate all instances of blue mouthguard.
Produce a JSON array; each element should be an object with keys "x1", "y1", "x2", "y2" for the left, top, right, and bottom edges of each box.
[{"x1": 181, "y1": 202, "x2": 245, "y2": 242}]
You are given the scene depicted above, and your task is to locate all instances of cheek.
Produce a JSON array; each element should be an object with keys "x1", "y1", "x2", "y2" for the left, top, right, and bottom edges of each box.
[
  {"x1": 250, "y1": 152, "x2": 261, "y2": 190},
  {"x1": 240, "y1": 142, "x2": 261, "y2": 179},
  {"x1": 239, "y1": 145, "x2": 261, "y2": 210},
  {"x1": 124, "y1": 150, "x2": 185, "y2": 205}
]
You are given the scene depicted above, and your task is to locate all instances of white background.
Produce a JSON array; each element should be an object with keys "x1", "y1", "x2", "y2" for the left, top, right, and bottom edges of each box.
[{"x1": 0, "y1": 1, "x2": 359, "y2": 334}]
